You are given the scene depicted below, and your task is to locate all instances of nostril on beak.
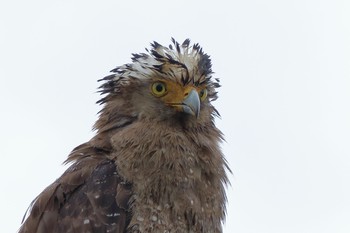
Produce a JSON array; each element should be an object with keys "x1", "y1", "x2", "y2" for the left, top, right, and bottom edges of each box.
[{"x1": 182, "y1": 89, "x2": 200, "y2": 118}]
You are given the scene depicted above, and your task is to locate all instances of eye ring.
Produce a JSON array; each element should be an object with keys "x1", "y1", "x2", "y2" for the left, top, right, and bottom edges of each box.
[
  {"x1": 199, "y1": 88, "x2": 208, "y2": 101},
  {"x1": 151, "y1": 82, "x2": 167, "y2": 97}
]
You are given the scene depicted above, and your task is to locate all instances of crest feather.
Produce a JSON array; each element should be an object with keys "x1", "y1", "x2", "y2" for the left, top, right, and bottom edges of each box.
[{"x1": 98, "y1": 39, "x2": 220, "y2": 103}]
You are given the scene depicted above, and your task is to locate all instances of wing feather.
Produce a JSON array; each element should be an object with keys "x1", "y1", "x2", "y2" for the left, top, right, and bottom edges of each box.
[{"x1": 19, "y1": 152, "x2": 132, "y2": 233}]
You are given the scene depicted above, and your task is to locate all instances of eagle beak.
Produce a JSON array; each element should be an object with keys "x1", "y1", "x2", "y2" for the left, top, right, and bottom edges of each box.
[{"x1": 182, "y1": 89, "x2": 200, "y2": 118}]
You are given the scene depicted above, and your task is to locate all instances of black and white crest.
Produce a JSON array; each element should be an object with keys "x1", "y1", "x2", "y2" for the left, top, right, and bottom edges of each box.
[{"x1": 98, "y1": 38, "x2": 220, "y2": 101}]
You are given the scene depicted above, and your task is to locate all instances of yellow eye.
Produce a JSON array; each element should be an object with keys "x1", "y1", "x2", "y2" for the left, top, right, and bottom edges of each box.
[
  {"x1": 199, "y1": 88, "x2": 208, "y2": 101},
  {"x1": 151, "y1": 82, "x2": 167, "y2": 97}
]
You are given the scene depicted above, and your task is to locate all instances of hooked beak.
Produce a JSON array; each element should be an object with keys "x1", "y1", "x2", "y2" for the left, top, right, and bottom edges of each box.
[{"x1": 182, "y1": 89, "x2": 200, "y2": 118}]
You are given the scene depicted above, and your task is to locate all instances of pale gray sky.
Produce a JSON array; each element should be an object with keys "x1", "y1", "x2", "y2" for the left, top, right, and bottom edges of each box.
[{"x1": 1, "y1": 0, "x2": 349, "y2": 232}]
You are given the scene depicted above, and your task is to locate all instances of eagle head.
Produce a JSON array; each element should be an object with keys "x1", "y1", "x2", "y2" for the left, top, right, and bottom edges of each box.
[{"x1": 95, "y1": 38, "x2": 221, "y2": 132}]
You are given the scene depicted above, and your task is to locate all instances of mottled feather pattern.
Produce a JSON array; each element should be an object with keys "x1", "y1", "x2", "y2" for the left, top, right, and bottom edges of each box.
[
  {"x1": 19, "y1": 39, "x2": 229, "y2": 233},
  {"x1": 20, "y1": 155, "x2": 132, "y2": 233}
]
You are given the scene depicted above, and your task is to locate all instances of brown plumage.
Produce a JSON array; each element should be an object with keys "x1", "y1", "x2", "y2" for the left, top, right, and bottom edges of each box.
[{"x1": 19, "y1": 38, "x2": 229, "y2": 233}]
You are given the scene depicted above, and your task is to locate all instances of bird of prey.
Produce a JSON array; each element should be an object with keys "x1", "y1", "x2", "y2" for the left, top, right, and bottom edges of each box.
[{"x1": 19, "y1": 38, "x2": 229, "y2": 233}]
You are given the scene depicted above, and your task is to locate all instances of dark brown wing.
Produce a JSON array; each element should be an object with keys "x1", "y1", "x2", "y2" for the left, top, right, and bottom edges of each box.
[{"x1": 18, "y1": 146, "x2": 132, "y2": 233}]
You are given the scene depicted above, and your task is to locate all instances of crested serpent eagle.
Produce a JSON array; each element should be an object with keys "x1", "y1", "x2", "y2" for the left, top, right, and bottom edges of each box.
[{"x1": 19, "y1": 38, "x2": 230, "y2": 233}]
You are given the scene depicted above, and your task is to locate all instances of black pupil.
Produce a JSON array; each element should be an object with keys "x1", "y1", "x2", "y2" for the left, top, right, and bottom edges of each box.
[
  {"x1": 200, "y1": 90, "x2": 204, "y2": 97},
  {"x1": 156, "y1": 84, "x2": 164, "y2": 92}
]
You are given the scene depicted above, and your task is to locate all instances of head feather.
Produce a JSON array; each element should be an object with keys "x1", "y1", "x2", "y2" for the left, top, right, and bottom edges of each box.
[{"x1": 98, "y1": 39, "x2": 220, "y2": 105}]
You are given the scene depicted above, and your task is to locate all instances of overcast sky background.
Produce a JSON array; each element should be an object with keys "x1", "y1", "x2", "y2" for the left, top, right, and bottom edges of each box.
[{"x1": 1, "y1": 0, "x2": 349, "y2": 232}]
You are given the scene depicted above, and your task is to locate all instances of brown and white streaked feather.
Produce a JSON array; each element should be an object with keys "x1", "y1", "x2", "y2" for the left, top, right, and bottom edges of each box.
[
  {"x1": 19, "y1": 38, "x2": 229, "y2": 233},
  {"x1": 98, "y1": 38, "x2": 220, "y2": 104}
]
